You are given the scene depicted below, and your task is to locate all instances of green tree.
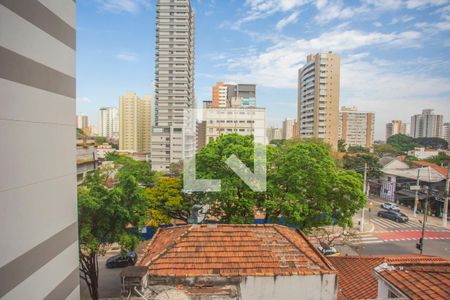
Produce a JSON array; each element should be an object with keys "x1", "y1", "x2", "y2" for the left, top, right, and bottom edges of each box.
[
  {"x1": 265, "y1": 141, "x2": 366, "y2": 229},
  {"x1": 194, "y1": 134, "x2": 272, "y2": 223},
  {"x1": 347, "y1": 145, "x2": 370, "y2": 153},
  {"x1": 110, "y1": 155, "x2": 156, "y2": 187},
  {"x1": 415, "y1": 137, "x2": 448, "y2": 150},
  {"x1": 343, "y1": 153, "x2": 382, "y2": 179},
  {"x1": 424, "y1": 153, "x2": 450, "y2": 166},
  {"x1": 145, "y1": 177, "x2": 191, "y2": 225},
  {"x1": 373, "y1": 143, "x2": 399, "y2": 157},
  {"x1": 95, "y1": 136, "x2": 107, "y2": 144},
  {"x1": 338, "y1": 139, "x2": 347, "y2": 152},
  {"x1": 387, "y1": 134, "x2": 418, "y2": 152},
  {"x1": 78, "y1": 170, "x2": 148, "y2": 300}
]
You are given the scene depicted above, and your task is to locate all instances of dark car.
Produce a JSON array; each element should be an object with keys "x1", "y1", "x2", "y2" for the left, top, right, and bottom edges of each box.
[
  {"x1": 377, "y1": 210, "x2": 409, "y2": 223},
  {"x1": 106, "y1": 252, "x2": 137, "y2": 268}
]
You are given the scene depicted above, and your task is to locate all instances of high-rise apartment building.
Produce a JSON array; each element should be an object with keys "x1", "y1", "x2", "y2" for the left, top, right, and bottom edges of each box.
[
  {"x1": 443, "y1": 123, "x2": 450, "y2": 149},
  {"x1": 119, "y1": 92, "x2": 152, "y2": 153},
  {"x1": 212, "y1": 82, "x2": 229, "y2": 108},
  {"x1": 297, "y1": 52, "x2": 340, "y2": 150},
  {"x1": 282, "y1": 118, "x2": 295, "y2": 140},
  {"x1": 410, "y1": 109, "x2": 443, "y2": 138},
  {"x1": 151, "y1": 0, "x2": 195, "y2": 171},
  {"x1": 0, "y1": 1, "x2": 79, "y2": 299},
  {"x1": 339, "y1": 106, "x2": 375, "y2": 148},
  {"x1": 76, "y1": 115, "x2": 89, "y2": 130},
  {"x1": 98, "y1": 107, "x2": 119, "y2": 138},
  {"x1": 211, "y1": 82, "x2": 257, "y2": 108},
  {"x1": 386, "y1": 120, "x2": 409, "y2": 140}
]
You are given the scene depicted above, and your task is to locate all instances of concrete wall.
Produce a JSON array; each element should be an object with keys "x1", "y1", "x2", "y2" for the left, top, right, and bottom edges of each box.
[
  {"x1": 240, "y1": 275, "x2": 337, "y2": 300},
  {"x1": 0, "y1": 1, "x2": 79, "y2": 299}
]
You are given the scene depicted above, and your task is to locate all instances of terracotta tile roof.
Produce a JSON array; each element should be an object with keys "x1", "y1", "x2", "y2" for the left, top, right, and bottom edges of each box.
[
  {"x1": 329, "y1": 255, "x2": 449, "y2": 300},
  {"x1": 376, "y1": 258, "x2": 450, "y2": 300},
  {"x1": 137, "y1": 224, "x2": 336, "y2": 277},
  {"x1": 413, "y1": 161, "x2": 448, "y2": 177}
]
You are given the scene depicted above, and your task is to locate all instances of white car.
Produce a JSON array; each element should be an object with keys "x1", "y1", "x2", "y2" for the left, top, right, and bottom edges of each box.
[
  {"x1": 381, "y1": 202, "x2": 400, "y2": 211},
  {"x1": 318, "y1": 245, "x2": 340, "y2": 257}
]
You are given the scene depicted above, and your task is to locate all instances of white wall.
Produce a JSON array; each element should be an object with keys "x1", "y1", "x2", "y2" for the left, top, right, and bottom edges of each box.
[{"x1": 240, "y1": 275, "x2": 337, "y2": 300}]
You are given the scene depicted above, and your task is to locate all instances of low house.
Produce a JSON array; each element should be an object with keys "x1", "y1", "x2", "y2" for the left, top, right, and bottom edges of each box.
[
  {"x1": 132, "y1": 224, "x2": 338, "y2": 300},
  {"x1": 329, "y1": 255, "x2": 450, "y2": 300}
]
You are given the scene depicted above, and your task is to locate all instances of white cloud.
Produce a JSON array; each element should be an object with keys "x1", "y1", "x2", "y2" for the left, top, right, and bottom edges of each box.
[
  {"x1": 96, "y1": 0, "x2": 151, "y2": 14},
  {"x1": 276, "y1": 11, "x2": 300, "y2": 30},
  {"x1": 314, "y1": 1, "x2": 368, "y2": 24},
  {"x1": 406, "y1": 0, "x2": 449, "y2": 9},
  {"x1": 115, "y1": 52, "x2": 139, "y2": 62},
  {"x1": 222, "y1": 29, "x2": 422, "y2": 89},
  {"x1": 76, "y1": 97, "x2": 92, "y2": 103}
]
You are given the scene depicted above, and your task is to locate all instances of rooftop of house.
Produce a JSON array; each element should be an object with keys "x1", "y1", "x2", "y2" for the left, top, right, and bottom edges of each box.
[
  {"x1": 329, "y1": 255, "x2": 450, "y2": 300},
  {"x1": 375, "y1": 258, "x2": 450, "y2": 300},
  {"x1": 413, "y1": 161, "x2": 448, "y2": 177},
  {"x1": 137, "y1": 224, "x2": 336, "y2": 278}
]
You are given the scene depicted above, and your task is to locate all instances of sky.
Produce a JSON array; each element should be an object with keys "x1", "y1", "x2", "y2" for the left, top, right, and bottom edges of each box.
[{"x1": 77, "y1": 0, "x2": 450, "y2": 140}]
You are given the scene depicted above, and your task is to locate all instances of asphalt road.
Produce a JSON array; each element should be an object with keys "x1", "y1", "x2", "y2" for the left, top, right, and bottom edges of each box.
[
  {"x1": 80, "y1": 255, "x2": 122, "y2": 300},
  {"x1": 354, "y1": 239, "x2": 450, "y2": 259}
]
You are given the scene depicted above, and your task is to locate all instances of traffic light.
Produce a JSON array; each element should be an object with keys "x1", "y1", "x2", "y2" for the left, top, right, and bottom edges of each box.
[{"x1": 416, "y1": 238, "x2": 423, "y2": 251}]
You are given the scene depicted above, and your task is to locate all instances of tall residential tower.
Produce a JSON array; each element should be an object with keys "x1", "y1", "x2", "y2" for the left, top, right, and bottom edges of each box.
[
  {"x1": 339, "y1": 106, "x2": 375, "y2": 148},
  {"x1": 410, "y1": 109, "x2": 443, "y2": 138},
  {"x1": 297, "y1": 52, "x2": 340, "y2": 150},
  {"x1": 151, "y1": 0, "x2": 195, "y2": 171},
  {"x1": 98, "y1": 107, "x2": 119, "y2": 138},
  {"x1": 119, "y1": 92, "x2": 152, "y2": 153}
]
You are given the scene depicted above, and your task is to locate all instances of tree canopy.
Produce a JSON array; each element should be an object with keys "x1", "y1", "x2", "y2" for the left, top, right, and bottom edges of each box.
[
  {"x1": 191, "y1": 134, "x2": 366, "y2": 229},
  {"x1": 78, "y1": 168, "x2": 148, "y2": 299},
  {"x1": 387, "y1": 134, "x2": 448, "y2": 152},
  {"x1": 343, "y1": 153, "x2": 382, "y2": 179}
]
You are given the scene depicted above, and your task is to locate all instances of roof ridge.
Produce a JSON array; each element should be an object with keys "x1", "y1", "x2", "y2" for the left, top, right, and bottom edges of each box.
[
  {"x1": 273, "y1": 225, "x2": 335, "y2": 272},
  {"x1": 146, "y1": 225, "x2": 194, "y2": 266}
]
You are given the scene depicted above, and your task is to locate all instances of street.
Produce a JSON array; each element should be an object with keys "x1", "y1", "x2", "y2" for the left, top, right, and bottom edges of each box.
[
  {"x1": 80, "y1": 255, "x2": 122, "y2": 300},
  {"x1": 352, "y1": 197, "x2": 450, "y2": 258}
]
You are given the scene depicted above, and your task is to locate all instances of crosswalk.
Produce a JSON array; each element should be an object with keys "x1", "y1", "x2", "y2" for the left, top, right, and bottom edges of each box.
[
  {"x1": 370, "y1": 217, "x2": 424, "y2": 231},
  {"x1": 351, "y1": 233, "x2": 383, "y2": 245}
]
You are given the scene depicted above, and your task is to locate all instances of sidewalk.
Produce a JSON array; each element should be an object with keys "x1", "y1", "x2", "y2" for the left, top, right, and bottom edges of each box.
[{"x1": 369, "y1": 195, "x2": 449, "y2": 229}]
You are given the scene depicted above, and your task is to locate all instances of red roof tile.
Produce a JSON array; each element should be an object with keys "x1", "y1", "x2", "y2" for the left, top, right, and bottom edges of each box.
[
  {"x1": 137, "y1": 224, "x2": 336, "y2": 277},
  {"x1": 413, "y1": 161, "x2": 448, "y2": 177},
  {"x1": 376, "y1": 259, "x2": 450, "y2": 300},
  {"x1": 329, "y1": 255, "x2": 449, "y2": 300}
]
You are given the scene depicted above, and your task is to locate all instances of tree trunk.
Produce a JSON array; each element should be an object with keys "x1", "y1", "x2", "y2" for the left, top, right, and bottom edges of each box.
[{"x1": 80, "y1": 251, "x2": 99, "y2": 300}]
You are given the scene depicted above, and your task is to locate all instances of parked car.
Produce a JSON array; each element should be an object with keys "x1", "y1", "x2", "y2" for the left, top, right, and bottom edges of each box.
[
  {"x1": 106, "y1": 252, "x2": 137, "y2": 268},
  {"x1": 380, "y1": 202, "x2": 400, "y2": 211},
  {"x1": 318, "y1": 245, "x2": 340, "y2": 257},
  {"x1": 377, "y1": 210, "x2": 409, "y2": 223}
]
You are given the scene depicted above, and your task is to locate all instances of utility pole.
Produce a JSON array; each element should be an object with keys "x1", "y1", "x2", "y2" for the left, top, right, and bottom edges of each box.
[
  {"x1": 360, "y1": 163, "x2": 368, "y2": 232},
  {"x1": 418, "y1": 167, "x2": 432, "y2": 254},
  {"x1": 413, "y1": 168, "x2": 420, "y2": 217},
  {"x1": 443, "y1": 163, "x2": 449, "y2": 227}
]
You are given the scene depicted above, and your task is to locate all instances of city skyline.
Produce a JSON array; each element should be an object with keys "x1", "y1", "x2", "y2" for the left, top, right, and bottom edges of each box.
[{"x1": 76, "y1": 0, "x2": 450, "y2": 140}]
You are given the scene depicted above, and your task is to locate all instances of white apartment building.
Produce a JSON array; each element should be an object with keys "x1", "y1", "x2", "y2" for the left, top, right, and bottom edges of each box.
[
  {"x1": 443, "y1": 123, "x2": 450, "y2": 149},
  {"x1": 203, "y1": 108, "x2": 266, "y2": 145},
  {"x1": 0, "y1": 1, "x2": 79, "y2": 299},
  {"x1": 339, "y1": 106, "x2": 375, "y2": 148},
  {"x1": 119, "y1": 92, "x2": 152, "y2": 153},
  {"x1": 98, "y1": 107, "x2": 119, "y2": 138},
  {"x1": 410, "y1": 109, "x2": 443, "y2": 138},
  {"x1": 282, "y1": 118, "x2": 295, "y2": 140},
  {"x1": 151, "y1": 0, "x2": 195, "y2": 171},
  {"x1": 76, "y1": 114, "x2": 88, "y2": 129}
]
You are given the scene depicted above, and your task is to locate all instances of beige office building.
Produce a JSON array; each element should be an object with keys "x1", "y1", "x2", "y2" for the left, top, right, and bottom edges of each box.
[
  {"x1": 339, "y1": 106, "x2": 375, "y2": 148},
  {"x1": 119, "y1": 92, "x2": 152, "y2": 153},
  {"x1": 386, "y1": 120, "x2": 409, "y2": 140},
  {"x1": 203, "y1": 108, "x2": 266, "y2": 145},
  {"x1": 297, "y1": 52, "x2": 340, "y2": 150},
  {"x1": 0, "y1": 1, "x2": 79, "y2": 299}
]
